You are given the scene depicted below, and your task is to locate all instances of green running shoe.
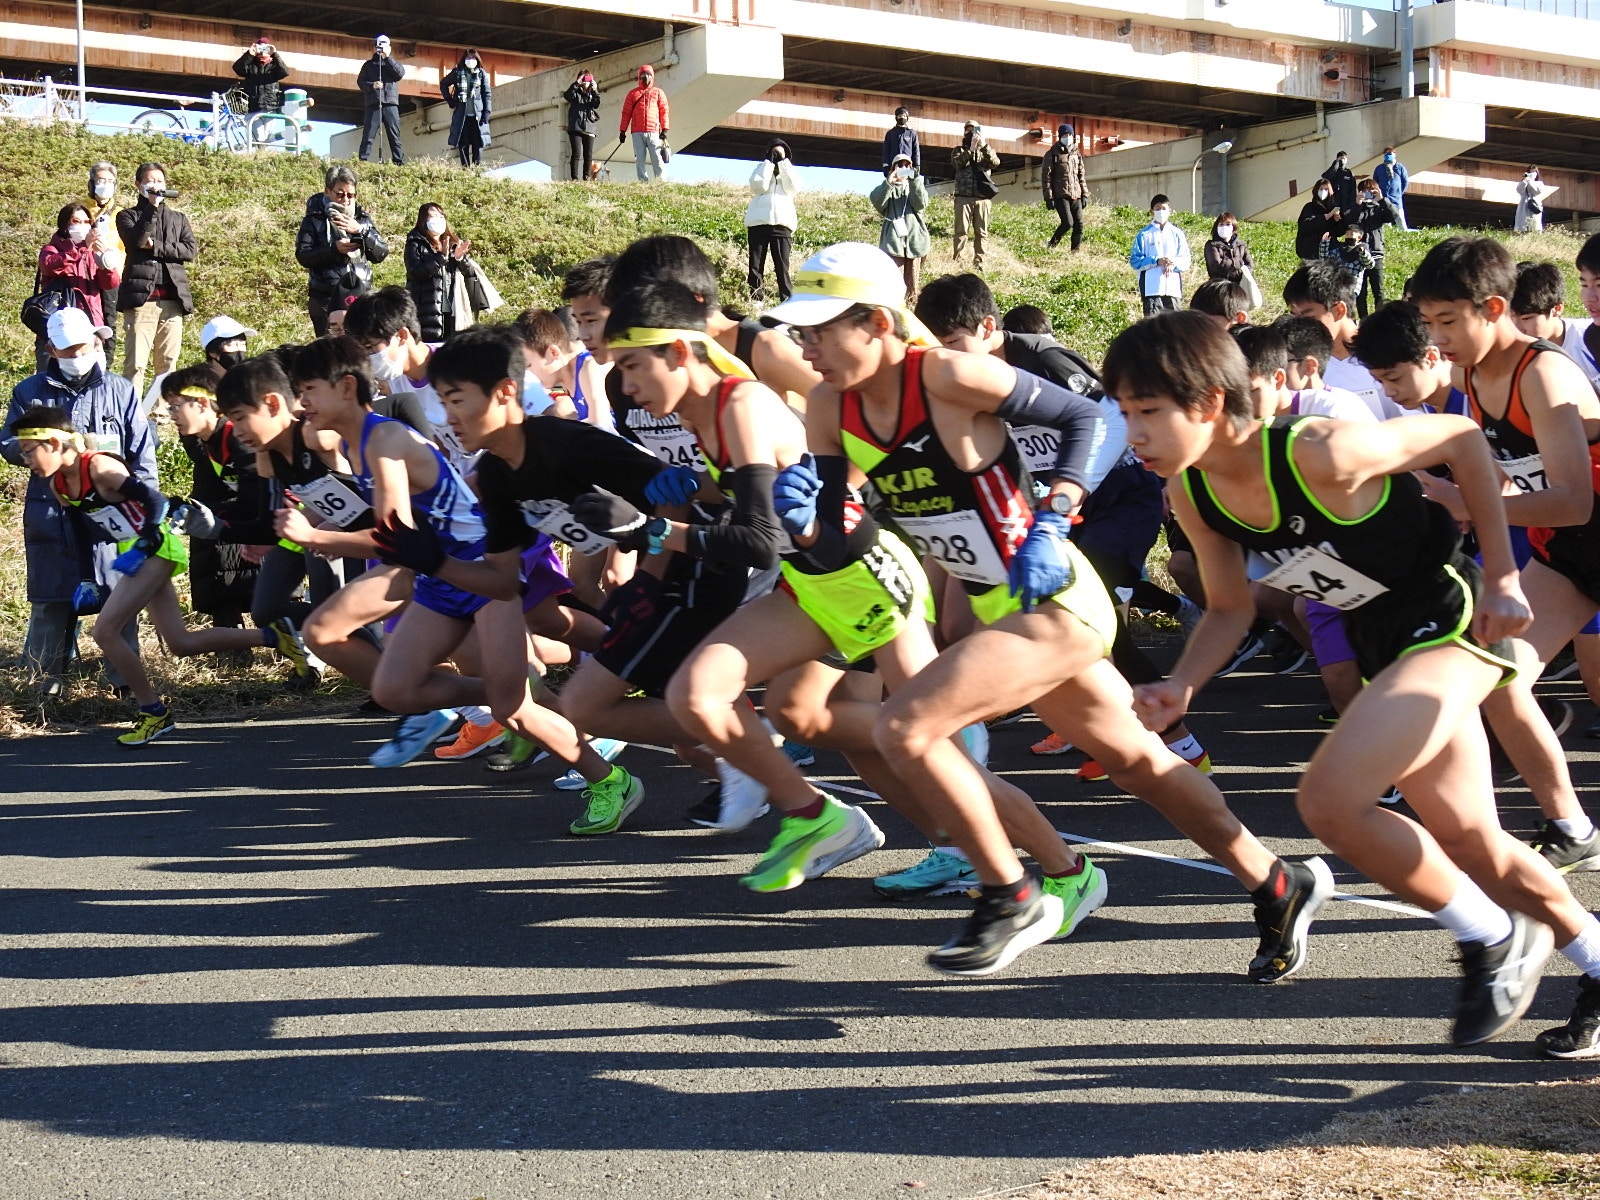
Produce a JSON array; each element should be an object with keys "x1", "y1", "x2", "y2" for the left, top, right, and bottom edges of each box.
[
  {"x1": 567, "y1": 765, "x2": 645, "y2": 836},
  {"x1": 1041, "y1": 853, "x2": 1109, "y2": 939},
  {"x1": 484, "y1": 732, "x2": 546, "y2": 773},
  {"x1": 873, "y1": 847, "x2": 979, "y2": 900},
  {"x1": 740, "y1": 795, "x2": 884, "y2": 893},
  {"x1": 117, "y1": 708, "x2": 176, "y2": 747}
]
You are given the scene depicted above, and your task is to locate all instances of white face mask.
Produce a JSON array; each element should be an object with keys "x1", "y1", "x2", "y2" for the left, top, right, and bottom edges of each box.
[
  {"x1": 67, "y1": 223, "x2": 91, "y2": 243},
  {"x1": 464, "y1": 58, "x2": 478, "y2": 70},
  {"x1": 426, "y1": 216, "x2": 448, "y2": 236},
  {"x1": 92, "y1": 180, "x2": 113, "y2": 201},
  {"x1": 143, "y1": 183, "x2": 164, "y2": 204},
  {"x1": 1216, "y1": 225, "x2": 1234, "y2": 242},
  {"x1": 1315, "y1": 189, "x2": 1331, "y2": 202},
  {"x1": 57, "y1": 350, "x2": 97, "y2": 379},
  {"x1": 1152, "y1": 207, "x2": 1171, "y2": 225},
  {"x1": 369, "y1": 341, "x2": 405, "y2": 382}
]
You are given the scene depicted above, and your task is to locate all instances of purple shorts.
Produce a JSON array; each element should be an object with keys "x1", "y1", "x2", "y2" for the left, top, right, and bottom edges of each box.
[
  {"x1": 520, "y1": 536, "x2": 574, "y2": 614},
  {"x1": 1306, "y1": 599, "x2": 1355, "y2": 667}
]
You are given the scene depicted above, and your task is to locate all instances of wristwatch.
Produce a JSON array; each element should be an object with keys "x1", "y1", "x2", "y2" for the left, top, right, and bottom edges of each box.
[
  {"x1": 644, "y1": 515, "x2": 670, "y2": 556},
  {"x1": 1043, "y1": 492, "x2": 1076, "y2": 517}
]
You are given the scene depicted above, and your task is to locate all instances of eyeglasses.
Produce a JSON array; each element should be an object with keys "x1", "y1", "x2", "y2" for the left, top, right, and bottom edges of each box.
[{"x1": 784, "y1": 309, "x2": 863, "y2": 347}]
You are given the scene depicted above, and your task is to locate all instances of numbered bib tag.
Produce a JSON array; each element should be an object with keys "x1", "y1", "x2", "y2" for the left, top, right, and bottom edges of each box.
[
  {"x1": 635, "y1": 425, "x2": 703, "y2": 471},
  {"x1": 1008, "y1": 424, "x2": 1061, "y2": 478},
  {"x1": 1497, "y1": 451, "x2": 1550, "y2": 494},
  {"x1": 895, "y1": 509, "x2": 1008, "y2": 585},
  {"x1": 521, "y1": 498, "x2": 611, "y2": 556},
  {"x1": 1258, "y1": 545, "x2": 1389, "y2": 611},
  {"x1": 92, "y1": 432, "x2": 121, "y2": 455},
  {"x1": 293, "y1": 474, "x2": 371, "y2": 529},
  {"x1": 86, "y1": 504, "x2": 138, "y2": 542}
]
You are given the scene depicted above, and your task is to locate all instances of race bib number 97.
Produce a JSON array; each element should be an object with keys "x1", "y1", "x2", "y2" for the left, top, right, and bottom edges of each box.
[
  {"x1": 1497, "y1": 452, "x2": 1549, "y2": 494},
  {"x1": 1258, "y1": 545, "x2": 1389, "y2": 611}
]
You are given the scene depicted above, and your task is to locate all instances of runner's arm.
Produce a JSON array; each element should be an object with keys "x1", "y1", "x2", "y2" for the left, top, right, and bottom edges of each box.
[
  {"x1": 1158, "y1": 479, "x2": 1257, "y2": 702},
  {"x1": 1503, "y1": 353, "x2": 1597, "y2": 529}
]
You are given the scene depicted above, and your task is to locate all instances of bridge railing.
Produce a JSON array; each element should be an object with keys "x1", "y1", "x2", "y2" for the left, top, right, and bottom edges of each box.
[
  {"x1": 1423, "y1": 0, "x2": 1600, "y2": 19},
  {"x1": 0, "y1": 75, "x2": 310, "y2": 150}
]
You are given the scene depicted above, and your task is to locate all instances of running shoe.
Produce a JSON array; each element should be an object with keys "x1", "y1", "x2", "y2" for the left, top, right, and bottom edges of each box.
[
  {"x1": 1452, "y1": 912, "x2": 1553, "y2": 1046},
  {"x1": 1529, "y1": 819, "x2": 1600, "y2": 873},
  {"x1": 695, "y1": 759, "x2": 770, "y2": 831},
  {"x1": 1041, "y1": 854, "x2": 1108, "y2": 939},
  {"x1": 1535, "y1": 975, "x2": 1600, "y2": 1060},
  {"x1": 986, "y1": 707, "x2": 1027, "y2": 728},
  {"x1": 1078, "y1": 748, "x2": 1211, "y2": 782},
  {"x1": 435, "y1": 720, "x2": 506, "y2": 760},
  {"x1": 1248, "y1": 856, "x2": 1334, "y2": 983},
  {"x1": 1587, "y1": 715, "x2": 1600, "y2": 741},
  {"x1": 1030, "y1": 731, "x2": 1074, "y2": 756},
  {"x1": 873, "y1": 848, "x2": 979, "y2": 900},
  {"x1": 1542, "y1": 698, "x2": 1575, "y2": 739},
  {"x1": 961, "y1": 722, "x2": 990, "y2": 768},
  {"x1": 1317, "y1": 708, "x2": 1340, "y2": 725},
  {"x1": 1214, "y1": 631, "x2": 1266, "y2": 678},
  {"x1": 1174, "y1": 595, "x2": 1204, "y2": 638},
  {"x1": 567, "y1": 765, "x2": 646, "y2": 836},
  {"x1": 117, "y1": 708, "x2": 176, "y2": 747},
  {"x1": 927, "y1": 884, "x2": 1064, "y2": 977},
  {"x1": 780, "y1": 741, "x2": 817, "y2": 767},
  {"x1": 268, "y1": 616, "x2": 318, "y2": 686},
  {"x1": 484, "y1": 733, "x2": 547, "y2": 773},
  {"x1": 369, "y1": 710, "x2": 457, "y2": 768},
  {"x1": 1275, "y1": 647, "x2": 1311, "y2": 675},
  {"x1": 553, "y1": 738, "x2": 628, "y2": 790},
  {"x1": 1379, "y1": 785, "x2": 1403, "y2": 806},
  {"x1": 1541, "y1": 644, "x2": 1580, "y2": 682},
  {"x1": 739, "y1": 796, "x2": 884, "y2": 893},
  {"x1": 684, "y1": 780, "x2": 722, "y2": 826}
]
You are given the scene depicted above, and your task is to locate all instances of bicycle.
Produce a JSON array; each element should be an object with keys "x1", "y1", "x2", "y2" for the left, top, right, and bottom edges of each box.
[{"x1": 128, "y1": 89, "x2": 296, "y2": 153}]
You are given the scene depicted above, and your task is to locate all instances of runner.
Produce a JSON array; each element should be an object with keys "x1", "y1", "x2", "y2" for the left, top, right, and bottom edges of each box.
[
  {"x1": 1108, "y1": 307, "x2": 1600, "y2": 1048},
  {"x1": 776, "y1": 242, "x2": 1331, "y2": 979},
  {"x1": 345, "y1": 287, "x2": 471, "y2": 468},
  {"x1": 1281, "y1": 263, "x2": 1401, "y2": 420}
]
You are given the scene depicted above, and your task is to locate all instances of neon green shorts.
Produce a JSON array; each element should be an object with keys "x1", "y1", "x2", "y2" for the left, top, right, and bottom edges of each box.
[
  {"x1": 117, "y1": 524, "x2": 189, "y2": 576},
  {"x1": 966, "y1": 541, "x2": 1116, "y2": 657},
  {"x1": 781, "y1": 530, "x2": 933, "y2": 664}
]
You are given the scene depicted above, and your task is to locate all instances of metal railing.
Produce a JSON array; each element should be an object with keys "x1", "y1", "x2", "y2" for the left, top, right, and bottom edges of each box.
[
  {"x1": 0, "y1": 75, "x2": 309, "y2": 151},
  {"x1": 1420, "y1": 0, "x2": 1600, "y2": 18}
]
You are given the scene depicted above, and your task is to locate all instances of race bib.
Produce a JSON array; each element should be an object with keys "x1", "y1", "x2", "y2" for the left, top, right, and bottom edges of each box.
[
  {"x1": 92, "y1": 432, "x2": 120, "y2": 455},
  {"x1": 1258, "y1": 545, "x2": 1389, "y2": 611},
  {"x1": 635, "y1": 425, "x2": 703, "y2": 471},
  {"x1": 86, "y1": 504, "x2": 138, "y2": 542},
  {"x1": 1008, "y1": 424, "x2": 1061, "y2": 478},
  {"x1": 521, "y1": 498, "x2": 611, "y2": 556},
  {"x1": 1497, "y1": 451, "x2": 1550, "y2": 494},
  {"x1": 895, "y1": 509, "x2": 1008, "y2": 585},
  {"x1": 293, "y1": 474, "x2": 371, "y2": 529}
]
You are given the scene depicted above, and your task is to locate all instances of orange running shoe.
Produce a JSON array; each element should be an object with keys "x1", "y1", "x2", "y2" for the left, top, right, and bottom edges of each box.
[
  {"x1": 435, "y1": 720, "x2": 506, "y2": 760},
  {"x1": 1030, "y1": 731, "x2": 1075, "y2": 756},
  {"x1": 1079, "y1": 749, "x2": 1212, "y2": 782}
]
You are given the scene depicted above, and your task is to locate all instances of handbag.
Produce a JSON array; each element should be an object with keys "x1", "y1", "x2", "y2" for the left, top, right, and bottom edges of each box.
[
  {"x1": 1240, "y1": 264, "x2": 1264, "y2": 310},
  {"x1": 20, "y1": 266, "x2": 88, "y2": 337},
  {"x1": 973, "y1": 171, "x2": 998, "y2": 201},
  {"x1": 464, "y1": 259, "x2": 503, "y2": 314},
  {"x1": 1527, "y1": 195, "x2": 1543, "y2": 216}
]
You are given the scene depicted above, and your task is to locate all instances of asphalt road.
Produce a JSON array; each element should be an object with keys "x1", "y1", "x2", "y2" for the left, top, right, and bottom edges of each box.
[{"x1": 3, "y1": 656, "x2": 1600, "y2": 1200}]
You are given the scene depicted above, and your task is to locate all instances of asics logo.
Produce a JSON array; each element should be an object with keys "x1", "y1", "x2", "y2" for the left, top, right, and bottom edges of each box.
[
  {"x1": 1289, "y1": 515, "x2": 1307, "y2": 535},
  {"x1": 903, "y1": 434, "x2": 932, "y2": 453},
  {"x1": 1413, "y1": 621, "x2": 1439, "y2": 639}
]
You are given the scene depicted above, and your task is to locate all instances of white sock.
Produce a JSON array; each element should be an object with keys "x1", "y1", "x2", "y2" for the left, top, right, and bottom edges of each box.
[
  {"x1": 1560, "y1": 916, "x2": 1600, "y2": 978},
  {"x1": 1554, "y1": 816, "x2": 1597, "y2": 841},
  {"x1": 1431, "y1": 878, "x2": 1515, "y2": 946},
  {"x1": 937, "y1": 844, "x2": 969, "y2": 862},
  {"x1": 459, "y1": 705, "x2": 494, "y2": 727},
  {"x1": 1165, "y1": 732, "x2": 1204, "y2": 760}
]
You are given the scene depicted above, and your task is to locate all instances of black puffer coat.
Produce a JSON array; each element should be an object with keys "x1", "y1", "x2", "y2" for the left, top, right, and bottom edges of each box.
[
  {"x1": 233, "y1": 50, "x2": 289, "y2": 113},
  {"x1": 404, "y1": 231, "x2": 467, "y2": 342},
  {"x1": 295, "y1": 193, "x2": 389, "y2": 301},
  {"x1": 115, "y1": 198, "x2": 195, "y2": 313}
]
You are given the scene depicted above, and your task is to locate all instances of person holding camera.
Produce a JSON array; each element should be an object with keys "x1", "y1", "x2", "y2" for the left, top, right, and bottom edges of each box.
[
  {"x1": 744, "y1": 137, "x2": 801, "y2": 303},
  {"x1": 563, "y1": 69, "x2": 601, "y2": 181},
  {"x1": 442, "y1": 49, "x2": 492, "y2": 168},
  {"x1": 1041, "y1": 123, "x2": 1088, "y2": 252},
  {"x1": 357, "y1": 34, "x2": 406, "y2": 165},
  {"x1": 618, "y1": 64, "x2": 669, "y2": 182},
  {"x1": 296, "y1": 165, "x2": 389, "y2": 336},
  {"x1": 1516, "y1": 166, "x2": 1546, "y2": 234},
  {"x1": 116, "y1": 162, "x2": 193, "y2": 401},
  {"x1": 232, "y1": 38, "x2": 289, "y2": 114},
  {"x1": 870, "y1": 153, "x2": 930, "y2": 302},
  {"x1": 951, "y1": 119, "x2": 1000, "y2": 271}
]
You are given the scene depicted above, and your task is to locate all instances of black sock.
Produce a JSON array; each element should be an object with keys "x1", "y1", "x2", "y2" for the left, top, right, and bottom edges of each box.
[
  {"x1": 981, "y1": 876, "x2": 1033, "y2": 904},
  {"x1": 1249, "y1": 860, "x2": 1290, "y2": 906}
]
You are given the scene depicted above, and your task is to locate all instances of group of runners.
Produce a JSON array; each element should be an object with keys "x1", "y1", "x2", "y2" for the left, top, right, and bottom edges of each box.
[{"x1": 11, "y1": 219, "x2": 1600, "y2": 1062}]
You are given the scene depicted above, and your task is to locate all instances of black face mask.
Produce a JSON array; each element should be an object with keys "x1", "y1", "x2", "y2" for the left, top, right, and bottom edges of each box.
[{"x1": 214, "y1": 350, "x2": 245, "y2": 370}]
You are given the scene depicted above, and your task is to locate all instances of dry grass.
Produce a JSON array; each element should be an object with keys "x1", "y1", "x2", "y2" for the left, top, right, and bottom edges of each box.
[{"x1": 1005, "y1": 1080, "x2": 1600, "y2": 1200}]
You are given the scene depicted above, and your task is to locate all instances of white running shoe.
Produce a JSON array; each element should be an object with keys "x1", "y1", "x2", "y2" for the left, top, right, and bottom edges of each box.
[{"x1": 694, "y1": 759, "x2": 770, "y2": 831}]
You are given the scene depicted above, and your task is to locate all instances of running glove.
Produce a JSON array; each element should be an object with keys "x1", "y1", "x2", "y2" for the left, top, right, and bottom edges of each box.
[
  {"x1": 645, "y1": 465, "x2": 700, "y2": 507},
  {"x1": 572, "y1": 487, "x2": 651, "y2": 550},
  {"x1": 175, "y1": 499, "x2": 222, "y2": 539},
  {"x1": 71, "y1": 580, "x2": 108, "y2": 615},
  {"x1": 1008, "y1": 511, "x2": 1074, "y2": 612},
  {"x1": 372, "y1": 513, "x2": 445, "y2": 575},
  {"x1": 772, "y1": 454, "x2": 822, "y2": 538},
  {"x1": 112, "y1": 533, "x2": 161, "y2": 576}
]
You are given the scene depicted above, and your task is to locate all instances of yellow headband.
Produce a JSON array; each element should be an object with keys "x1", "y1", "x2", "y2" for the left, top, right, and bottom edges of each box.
[
  {"x1": 15, "y1": 427, "x2": 84, "y2": 449},
  {"x1": 606, "y1": 328, "x2": 756, "y2": 380},
  {"x1": 176, "y1": 386, "x2": 216, "y2": 402},
  {"x1": 786, "y1": 273, "x2": 938, "y2": 347}
]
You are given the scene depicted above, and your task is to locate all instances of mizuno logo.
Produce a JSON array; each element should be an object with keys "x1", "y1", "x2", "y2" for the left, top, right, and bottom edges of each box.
[
  {"x1": 903, "y1": 435, "x2": 932, "y2": 453},
  {"x1": 1413, "y1": 621, "x2": 1439, "y2": 639},
  {"x1": 1289, "y1": 515, "x2": 1307, "y2": 535}
]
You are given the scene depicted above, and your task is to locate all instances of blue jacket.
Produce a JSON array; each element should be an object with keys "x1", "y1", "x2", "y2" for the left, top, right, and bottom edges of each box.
[
  {"x1": 882, "y1": 125, "x2": 920, "y2": 172},
  {"x1": 1, "y1": 362, "x2": 156, "y2": 603},
  {"x1": 1373, "y1": 160, "x2": 1408, "y2": 206}
]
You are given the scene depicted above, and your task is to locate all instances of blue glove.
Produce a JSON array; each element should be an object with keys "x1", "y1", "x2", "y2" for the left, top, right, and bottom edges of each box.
[
  {"x1": 772, "y1": 453, "x2": 822, "y2": 538},
  {"x1": 112, "y1": 547, "x2": 149, "y2": 576},
  {"x1": 71, "y1": 580, "x2": 109, "y2": 615},
  {"x1": 644, "y1": 465, "x2": 700, "y2": 508},
  {"x1": 1008, "y1": 511, "x2": 1075, "y2": 612}
]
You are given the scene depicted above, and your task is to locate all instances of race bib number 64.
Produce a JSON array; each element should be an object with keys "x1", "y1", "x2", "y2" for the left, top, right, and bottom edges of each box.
[{"x1": 1258, "y1": 545, "x2": 1389, "y2": 611}]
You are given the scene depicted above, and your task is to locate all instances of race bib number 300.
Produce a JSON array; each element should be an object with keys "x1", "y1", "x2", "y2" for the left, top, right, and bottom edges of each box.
[
  {"x1": 522, "y1": 498, "x2": 611, "y2": 556},
  {"x1": 1258, "y1": 545, "x2": 1389, "y2": 611},
  {"x1": 1497, "y1": 452, "x2": 1549, "y2": 494},
  {"x1": 293, "y1": 475, "x2": 372, "y2": 529},
  {"x1": 1008, "y1": 424, "x2": 1061, "y2": 478},
  {"x1": 896, "y1": 509, "x2": 1008, "y2": 585}
]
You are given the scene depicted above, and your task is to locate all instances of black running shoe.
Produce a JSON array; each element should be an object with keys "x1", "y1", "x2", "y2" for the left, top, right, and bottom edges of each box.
[
  {"x1": 1452, "y1": 912, "x2": 1553, "y2": 1046},
  {"x1": 1542, "y1": 698, "x2": 1575, "y2": 739},
  {"x1": 1541, "y1": 644, "x2": 1580, "y2": 682},
  {"x1": 1317, "y1": 707, "x2": 1340, "y2": 725},
  {"x1": 927, "y1": 883, "x2": 1064, "y2": 977},
  {"x1": 1248, "y1": 857, "x2": 1335, "y2": 983},
  {"x1": 1275, "y1": 647, "x2": 1311, "y2": 676},
  {"x1": 684, "y1": 783, "x2": 722, "y2": 826},
  {"x1": 1214, "y1": 632, "x2": 1266, "y2": 678},
  {"x1": 1536, "y1": 976, "x2": 1600, "y2": 1059},
  {"x1": 1529, "y1": 819, "x2": 1600, "y2": 873}
]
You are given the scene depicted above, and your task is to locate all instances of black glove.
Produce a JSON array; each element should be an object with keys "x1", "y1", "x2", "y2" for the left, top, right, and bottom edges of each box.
[
  {"x1": 572, "y1": 487, "x2": 651, "y2": 551},
  {"x1": 174, "y1": 498, "x2": 222, "y2": 539},
  {"x1": 598, "y1": 572, "x2": 662, "y2": 629},
  {"x1": 372, "y1": 512, "x2": 446, "y2": 575},
  {"x1": 618, "y1": 131, "x2": 627, "y2": 144}
]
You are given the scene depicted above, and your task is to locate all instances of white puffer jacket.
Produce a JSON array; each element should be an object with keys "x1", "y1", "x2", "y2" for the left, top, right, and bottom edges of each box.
[{"x1": 745, "y1": 158, "x2": 801, "y2": 231}]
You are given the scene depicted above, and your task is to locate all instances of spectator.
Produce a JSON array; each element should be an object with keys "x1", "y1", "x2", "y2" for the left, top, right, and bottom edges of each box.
[
  {"x1": 1372, "y1": 146, "x2": 1409, "y2": 232},
  {"x1": 1129, "y1": 193, "x2": 1189, "y2": 315},
  {"x1": 200, "y1": 315, "x2": 255, "y2": 376},
  {"x1": 870, "y1": 154, "x2": 930, "y2": 303},
  {"x1": 1326, "y1": 226, "x2": 1376, "y2": 296},
  {"x1": 1351, "y1": 178, "x2": 1396, "y2": 317},
  {"x1": 404, "y1": 203, "x2": 473, "y2": 342},
  {"x1": 232, "y1": 38, "x2": 289, "y2": 114},
  {"x1": 745, "y1": 137, "x2": 800, "y2": 304},
  {"x1": 1190, "y1": 278, "x2": 1249, "y2": 328},
  {"x1": 1002, "y1": 304, "x2": 1051, "y2": 335},
  {"x1": 83, "y1": 162, "x2": 124, "y2": 354},
  {"x1": 326, "y1": 296, "x2": 353, "y2": 337},
  {"x1": 1320, "y1": 150, "x2": 1356, "y2": 215},
  {"x1": 1, "y1": 307, "x2": 155, "y2": 696},
  {"x1": 563, "y1": 69, "x2": 601, "y2": 181},
  {"x1": 951, "y1": 120, "x2": 1000, "y2": 271},
  {"x1": 618, "y1": 64, "x2": 669, "y2": 183},
  {"x1": 1040, "y1": 123, "x2": 1088, "y2": 252},
  {"x1": 1516, "y1": 166, "x2": 1546, "y2": 234},
  {"x1": 882, "y1": 106, "x2": 919, "y2": 173},
  {"x1": 357, "y1": 34, "x2": 405, "y2": 165},
  {"x1": 1295, "y1": 178, "x2": 1342, "y2": 262},
  {"x1": 442, "y1": 49, "x2": 492, "y2": 168},
  {"x1": 116, "y1": 161, "x2": 194, "y2": 401},
  {"x1": 36, "y1": 203, "x2": 120, "y2": 373},
  {"x1": 1203, "y1": 211, "x2": 1254, "y2": 288},
  {"x1": 296, "y1": 164, "x2": 388, "y2": 336}
]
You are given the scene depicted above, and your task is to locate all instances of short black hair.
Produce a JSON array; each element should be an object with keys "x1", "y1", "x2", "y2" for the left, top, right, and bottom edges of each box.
[
  {"x1": 12, "y1": 405, "x2": 77, "y2": 438},
  {"x1": 1348, "y1": 300, "x2": 1434, "y2": 370},
  {"x1": 913, "y1": 273, "x2": 998, "y2": 337},
  {"x1": 1001, "y1": 305, "x2": 1052, "y2": 335},
  {"x1": 1578, "y1": 232, "x2": 1600, "y2": 278},
  {"x1": 551, "y1": 305, "x2": 582, "y2": 342},
  {"x1": 1101, "y1": 310, "x2": 1252, "y2": 425},
  {"x1": 160, "y1": 363, "x2": 223, "y2": 402},
  {"x1": 512, "y1": 308, "x2": 572, "y2": 355},
  {"x1": 561, "y1": 257, "x2": 615, "y2": 304},
  {"x1": 428, "y1": 324, "x2": 524, "y2": 398},
  {"x1": 217, "y1": 354, "x2": 295, "y2": 414},
  {"x1": 56, "y1": 202, "x2": 90, "y2": 236},
  {"x1": 604, "y1": 278, "x2": 711, "y2": 345},
  {"x1": 134, "y1": 161, "x2": 165, "y2": 185},
  {"x1": 1282, "y1": 262, "x2": 1358, "y2": 311},
  {"x1": 1407, "y1": 236, "x2": 1517, "y2": 308},
  {"x1": 290, "y1": 336, "x2": 374, "y2": 407},
  {"x1": 1230, "y1": 325, "x2": 1289, "y2": 381},
  {"x1": 1150, "y1": 194, "x2": 1169, "y2": 209},
  {"x1": 605, "y1": 236, "x2": 718, "y2": 311},
  {"x1": 1512, "y1": 261, "x2": 1566, "y2": 316},
  {"x1": 1271, "y1": 315, "x2": 1335, "y2": 374},
  {"x1": 1190, "y1": 279, "x2": 1249, "y2": 321},
  {"x1": 345, "y1": 285, "x2": 422, "y2": 343}
]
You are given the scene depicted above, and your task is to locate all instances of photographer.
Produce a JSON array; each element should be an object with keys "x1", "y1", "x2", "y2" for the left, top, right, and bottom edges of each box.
[
  {"x1": 951, "y1": 119, "x2": 1000, "y2": 271},
  {"x1": 295, "y1": 165, "x2": 388, "y2": 336},
  {"x1": 869, "y1": 153, "x2": 930, "y2": 302},
  {"x1": 562, "y1": 69, "x2": 600, "y2": 181},
  {"x1": 357, "y1": 34, "x2": 406, "y2": 165},
  {"x1": 441, "y1": 49, "x2": 491, "y2": 168},
  {"x1": 115, "y1": 161, "x2": 194, "y2": 401},
  {"x1": 744, "y1": 137, "x2": 800, "y2": 303},
  {"x1": 232, "y1": 38, "x2": 289, "y2": 114}
]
